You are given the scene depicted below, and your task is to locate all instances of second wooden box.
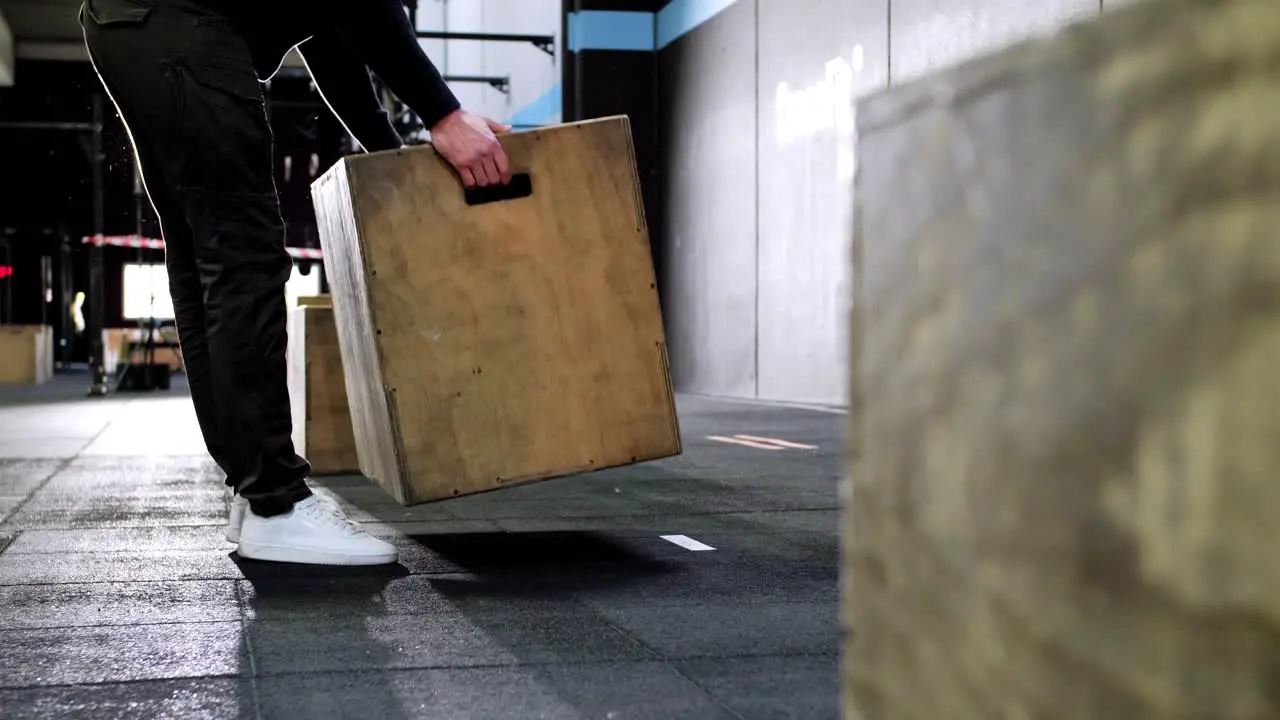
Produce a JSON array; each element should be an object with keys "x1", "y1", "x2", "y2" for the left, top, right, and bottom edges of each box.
[{"x1": 286, "y1": 297, "x2": 360, "y2": 475}]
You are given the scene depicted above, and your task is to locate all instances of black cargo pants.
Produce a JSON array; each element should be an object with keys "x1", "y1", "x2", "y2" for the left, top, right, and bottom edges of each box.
[{"x1": 81, "y1": 0, "x2": 312, "y2": 516}]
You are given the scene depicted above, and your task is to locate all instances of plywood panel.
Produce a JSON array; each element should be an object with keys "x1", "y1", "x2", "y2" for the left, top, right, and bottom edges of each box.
[
  {"x1": 312, "y1": 117, "x2": 681, "y2": 505},
  {"x1": 849, "y1": 0, "x2": 1280, "y2": 717},
  {"x1": 286, "y1": 304, "x2": 359, "y2": 475}
]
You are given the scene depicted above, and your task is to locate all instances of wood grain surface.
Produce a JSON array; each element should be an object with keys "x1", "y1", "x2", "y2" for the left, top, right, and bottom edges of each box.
[{"x1": 847, "y1": 0, "x2": 1280, "y2": 717}]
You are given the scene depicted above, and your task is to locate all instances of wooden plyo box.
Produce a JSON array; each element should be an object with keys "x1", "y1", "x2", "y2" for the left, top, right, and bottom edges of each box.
[
  {"x1": 286, "y1": 297, "x2": 360, "y2": 475},
  {"x1": 311, "y1": 116, "x2": 681, "y2": 505},
  {"x1": 0, "y1": 325, "x2": 53, "y2": 385},
  {"x1": 848, "y1": 0, "x2": 1280, "y2": 718}
]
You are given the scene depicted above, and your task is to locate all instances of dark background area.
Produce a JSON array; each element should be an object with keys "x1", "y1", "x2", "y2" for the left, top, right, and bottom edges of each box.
[{"x1": 0, "y1": 59, "x2": 346, "y2": 365}]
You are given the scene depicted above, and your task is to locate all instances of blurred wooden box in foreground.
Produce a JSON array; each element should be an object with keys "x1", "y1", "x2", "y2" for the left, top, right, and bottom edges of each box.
[
  {"x1": 311, "y1": 117, "x2": 681, "y2": 505},
  {"x1": 847, "y1": 0, "x2": 1280, "y2": 718}
]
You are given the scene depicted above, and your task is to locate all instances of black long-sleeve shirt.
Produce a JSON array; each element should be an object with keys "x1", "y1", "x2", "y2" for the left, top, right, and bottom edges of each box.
[{"x1": 228, "y1": 0, "x2": 461, "y2": 152}]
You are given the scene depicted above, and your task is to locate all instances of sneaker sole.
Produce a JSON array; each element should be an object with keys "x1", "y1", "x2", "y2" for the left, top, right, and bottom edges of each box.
[{"x1": 236, "y1": 541, "x2": 398, "y2": 566}]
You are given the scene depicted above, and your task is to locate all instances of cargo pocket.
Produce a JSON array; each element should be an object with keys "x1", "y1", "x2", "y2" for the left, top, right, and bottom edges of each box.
[
  {"x1": 172, "y1": 58, "x2": 275, "y2": 197},
  {"x1": 83, "y1": 0, "x2": 156, "y2": 25}
]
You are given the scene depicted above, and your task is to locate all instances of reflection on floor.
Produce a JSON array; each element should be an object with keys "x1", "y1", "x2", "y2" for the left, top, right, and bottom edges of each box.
[{"x1": 0, "y1": 373, "x2": 842, "y2": 719}]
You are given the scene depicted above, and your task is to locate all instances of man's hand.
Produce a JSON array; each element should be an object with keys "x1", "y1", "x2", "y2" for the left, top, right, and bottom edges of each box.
[{"x1": 429, "y1": 109, "x2": 512, "y2": 187}]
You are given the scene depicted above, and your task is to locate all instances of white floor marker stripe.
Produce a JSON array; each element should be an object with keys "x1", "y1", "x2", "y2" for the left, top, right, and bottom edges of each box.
[
  {"x1": 733, "y1": 434, "x2": 819, "y2": 450},
  {"x1": 706, "y1": 435, "x2": 782, "y2": 450},
  {"x1": 660, "y1": 534, "x2": 716, "y2": 551}
]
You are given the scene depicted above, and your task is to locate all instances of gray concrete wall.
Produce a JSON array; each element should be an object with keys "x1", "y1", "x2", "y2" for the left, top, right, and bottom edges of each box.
[
  {"x1": 756, "y1": 0, "x2": 887, "y2": 406},
  {"x1": 657, "y1": 0, "x2": 1139, "y2": 405},
  {"x1": 658, "y1": 1, "x2": 759, "y2": 400}
]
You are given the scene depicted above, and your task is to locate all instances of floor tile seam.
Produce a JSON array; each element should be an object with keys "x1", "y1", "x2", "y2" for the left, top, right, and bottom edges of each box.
[
  {"x1": 0, "y1": 507, "x2": 839, "y2": 523},
  {"x1": 0, "y1": 577, "x2": 244, "y2": 589},
  {"x1": 661, "y1": 651, "x2": 842, "y2": 718},
  {"x1": 0, "y1": 658, "x2": 698, "y2": 693},
  {"x1": 0, "y1": 513, "x2": 837, "y2": 544},
  {"x1": 574, "y1": 596, "x2": 840, "y2": 612},
  {"x1": 3, "y1": 601, "x2": 640, "y2": 630},
  {"x1": 247, "y1": 676, "x2": 266, "y2": 720},
  {"x1": 588, "y1": 606, "x2": 681, "y2": 665},
  {"x1": 0, "y1": 526, "x2": 835, "y2": 552},
  {"x1": 0, "y1": 560, "x2": 838, "y2": 586},
  {"x1": 235, "y1": 581, "x2": 266, "y2": 720},
  {"x1": 257, "y1": 651, "x2": 839, "y2": 680},
  {"x1": 0, "y1": 575, "x2": 246, "y2": 588},
  {"x1": 244, "y1": 657, "x2": 674, "y2": 680},
  {"x1": 663, "y1": 662, "x2": 748, "y2": 720},
  {"x1": 663, "y1": 649, "x2": 842, "y2": 663},
  {"x1": 591, "y1": 599, "x2": 839, "y2": 613},
  {"x1": 482, "y1": 507, "x2": 843, "y2": 518},
  {"x1": 0, "y1": 619, "x2": 243, "y2": 633},
  {"x1": 445, "y1": 508, "x2": 842, "y2": 521},
  {"x1": 0, "y1": 652, "x2": 840, "y2": 695},
  {"x1": 0, "y1": 568, "x2": 633, "y2": 587},
  {"x1": 0, "y1": 457, "x2": 78, "y2": 526},
  {"x1": 0, "y1": 672, "x2": 249, "y2": 694},
  {"x1": 17, "y1": 492, "x2": 232, "y2": 499},
  {"x1": 1, "y1": 564, "x2": 720, "y2": 584},
  {"x1": 234, "y1": 580, "x2": 259, "y2": 679},
  {"x1": 239, "y1": 602, "x2": 628, "y2": 625},
  {"x1": 4, "y1": 547, "x2": 237, "y2": 556},
  {"x1": 0, "y1": 525, "x2": 224, "y2": 534}
]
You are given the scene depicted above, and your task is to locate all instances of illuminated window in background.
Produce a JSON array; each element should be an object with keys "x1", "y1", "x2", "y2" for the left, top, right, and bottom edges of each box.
[
  {"x1": 122, "y1": 262, "x2": 322, "y2": 322},
  {"x1": 122, "y1": 263, "x2": 176, "y2": 320}
]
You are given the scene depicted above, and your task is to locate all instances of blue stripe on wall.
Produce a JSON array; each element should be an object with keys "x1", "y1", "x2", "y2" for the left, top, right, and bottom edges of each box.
[
  {"x1": 505, "y1": 0, "x2": 740, "y2": 126},
  {"x1": 568, "y1": 10, "x2": 655, "y2": 52},
  {"x1": 657, "y1": 0, "x2": 739, "y2": 49},
  {"x1": 507, "y1": 83, "x2": 562, "y2": 127}
]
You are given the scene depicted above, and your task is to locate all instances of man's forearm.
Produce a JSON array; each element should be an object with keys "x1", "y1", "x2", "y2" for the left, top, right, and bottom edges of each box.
[
  {"x1": 298, "y1": 33, "x2": 404, "y2": 153},
  {"x1": 320, "y1": 0, "x2": 461, "y2": 130}
]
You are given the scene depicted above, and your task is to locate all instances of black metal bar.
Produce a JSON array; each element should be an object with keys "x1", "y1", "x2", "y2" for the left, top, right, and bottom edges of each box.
[
  {"x1": 87, "y1": 94, "x2": 109, "y2": 396},
  {"x1": 444, "y1": 74, "x2": 510, "y2": 93},
  {"x1": 416, "y1": 31, "x2": 555, "y2": 56}
]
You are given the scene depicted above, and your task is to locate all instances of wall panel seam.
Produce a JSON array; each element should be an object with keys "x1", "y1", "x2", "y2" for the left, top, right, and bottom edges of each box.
[{"x1": 752, "y1": 0, "x2": 761, "y2": 398}]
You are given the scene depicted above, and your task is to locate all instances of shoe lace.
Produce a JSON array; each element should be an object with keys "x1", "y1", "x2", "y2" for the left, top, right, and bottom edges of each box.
[{"x1": 300, "y1": 495, "x2": 362, "y2": 536}]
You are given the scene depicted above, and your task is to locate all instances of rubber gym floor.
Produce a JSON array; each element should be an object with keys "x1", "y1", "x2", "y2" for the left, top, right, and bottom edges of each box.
[{"x1": 0, "y1": 372, "x2": 841, "y2": 719}]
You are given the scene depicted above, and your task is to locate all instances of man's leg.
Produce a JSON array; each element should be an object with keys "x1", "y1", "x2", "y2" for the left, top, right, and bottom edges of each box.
[
  {"x1": 170, "y1": 63, "x2": 313, "y2": 517},
  {"x1": 79, "y1": 2, "x2": 231, "y2": 478},
  {"x1": 81, "y1": 0, "x2": 395, "y2": 565},
  {"x1": 139, "y1": 145, "x2": 235, "y2": 477},
  {"x1": 82, "y1": 0, "x2": 310, "y2": 515}
]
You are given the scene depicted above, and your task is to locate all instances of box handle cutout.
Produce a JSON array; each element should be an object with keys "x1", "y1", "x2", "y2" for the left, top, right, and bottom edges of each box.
[{"x1": 464, "y1": 173, "x2": 532, "y2": 206}]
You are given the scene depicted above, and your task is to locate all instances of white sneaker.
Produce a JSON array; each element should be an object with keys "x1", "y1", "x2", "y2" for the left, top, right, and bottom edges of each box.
[
  {"x1": 235, "y1": 495, "x2": 398, "y2": 566},
  {"x1": 226, "y1": 491, "x2": 341, "y2": 544}
]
